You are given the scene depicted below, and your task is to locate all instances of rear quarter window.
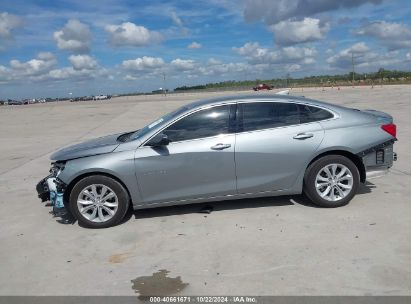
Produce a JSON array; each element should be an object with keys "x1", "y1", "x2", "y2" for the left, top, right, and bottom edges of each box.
[{"x1": 298, "y1": 105, "x2": 334, "y2": 123}]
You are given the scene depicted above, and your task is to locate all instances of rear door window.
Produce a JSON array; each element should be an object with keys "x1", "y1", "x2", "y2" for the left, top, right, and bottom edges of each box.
[
  {"x1": 241, "y1": 102, "x2": 300, "y2": 132},
  {"x1": 240, "y1": 102, "x2": 334, "y2": 132}
]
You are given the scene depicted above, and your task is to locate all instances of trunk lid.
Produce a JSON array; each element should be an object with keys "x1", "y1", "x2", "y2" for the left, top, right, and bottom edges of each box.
[{"x1": 358, "y1": 109, "x2": 393, "y2": 123}]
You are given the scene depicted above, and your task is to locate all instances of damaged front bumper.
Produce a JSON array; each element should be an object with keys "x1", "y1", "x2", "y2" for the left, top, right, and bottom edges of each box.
[
  {"x1": 36, "y1": 162, "x2": 67, "y2": 210},
  {"x1": 36, "y1": 177, "x2": 66, "y2": 208},
  {"x1": 36, "y1": 177, "x2": 51, "y2": 202}
]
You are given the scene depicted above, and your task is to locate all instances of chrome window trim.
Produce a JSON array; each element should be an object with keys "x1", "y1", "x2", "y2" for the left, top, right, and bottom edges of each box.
[{"x1": 139, "y1": 99, "x2": 339, "y2": 146}]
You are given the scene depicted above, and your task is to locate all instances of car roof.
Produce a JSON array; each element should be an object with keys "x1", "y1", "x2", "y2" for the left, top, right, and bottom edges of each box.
[{"x1": 187, "y1": 94, "x2": 346, "y2": 112}]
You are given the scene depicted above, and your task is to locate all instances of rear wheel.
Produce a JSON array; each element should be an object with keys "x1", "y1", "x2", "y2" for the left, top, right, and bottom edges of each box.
[
  {"x1": 304, "y1": 155, "x2": 360, "y2": 207},
  {"x1": 69, "y1": 175, "x2": 129, "y2": 228}
]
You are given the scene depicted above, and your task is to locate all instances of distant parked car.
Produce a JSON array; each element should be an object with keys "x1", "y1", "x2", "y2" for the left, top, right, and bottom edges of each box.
[
  {"x1": 93, "y1": 95, "x2": 109, "y2": 100},
  {"x1": 37, "y1": 94, "x2": 397, "y2": 228},
  {"x1": 253, "y1": 83, "x2": 273, "y2": 91},
  {"x1": 8, "y1": 100, "x2": 23, "y2": 105}
]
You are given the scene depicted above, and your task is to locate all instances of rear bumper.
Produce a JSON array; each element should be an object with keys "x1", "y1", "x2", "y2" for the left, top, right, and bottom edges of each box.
[
  {"x1": 361, "y1": 141, "x2": 397, "y2": 180},
  {"x1": 366, "y1": 167, "x2": 389, "y2": 179}
]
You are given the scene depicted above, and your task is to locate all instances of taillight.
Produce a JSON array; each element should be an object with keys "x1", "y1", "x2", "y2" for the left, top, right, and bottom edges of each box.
[{"x1": 381, "y1": 123, "x2": 396, "y2": 138}]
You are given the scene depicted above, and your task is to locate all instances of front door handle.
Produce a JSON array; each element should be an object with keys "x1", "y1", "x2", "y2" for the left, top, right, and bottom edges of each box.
[
  {"x1": 211, "y1": 143, "x2": 231, "y2": 150},
  {"x1": 293, "y1": 133, "x2": 314, "y2": 140}
]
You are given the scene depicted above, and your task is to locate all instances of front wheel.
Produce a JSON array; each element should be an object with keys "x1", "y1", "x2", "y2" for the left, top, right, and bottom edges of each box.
[
  {"x1": 303, "y1": 155, "x2": 360, "y2": 207},
  {"x1": 69, "y1": 175, "x2": 129, "y2": 228}
]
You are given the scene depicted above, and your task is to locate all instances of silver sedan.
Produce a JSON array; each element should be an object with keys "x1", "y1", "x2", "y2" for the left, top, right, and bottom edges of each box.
[{"x1": 36, "y1": 95, "x2": 397, "y2": 228}]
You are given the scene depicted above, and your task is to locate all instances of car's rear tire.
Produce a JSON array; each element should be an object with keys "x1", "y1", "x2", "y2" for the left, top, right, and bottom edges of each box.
[
  {"x1": 303, "y1": 155, "x2": 360, "y2": 208},
  {"x1": 69, "y1": 175, "x2": 129, "y2": 228}
]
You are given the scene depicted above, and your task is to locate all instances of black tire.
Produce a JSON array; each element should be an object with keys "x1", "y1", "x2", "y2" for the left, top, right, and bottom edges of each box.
[
  {"x1": 303, "y1": 155, "x2": 360, "y2": 208},
  {"x1": 69, "y1": 175, "x2": 130, "y2": 228}
]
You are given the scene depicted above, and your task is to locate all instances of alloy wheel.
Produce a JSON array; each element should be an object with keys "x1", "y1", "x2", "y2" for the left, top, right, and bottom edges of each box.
[
  {"x1": 76, "y1": 184, "x2": 119, "y2": 223},
  {"x1": 315, "y1": 163, "x2": 354, "y2": 202}
]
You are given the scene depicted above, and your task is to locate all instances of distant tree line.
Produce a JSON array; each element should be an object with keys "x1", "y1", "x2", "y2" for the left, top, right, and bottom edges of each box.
[{"x1": 174, "y1": 68, "x2": 411, "y2": 92}]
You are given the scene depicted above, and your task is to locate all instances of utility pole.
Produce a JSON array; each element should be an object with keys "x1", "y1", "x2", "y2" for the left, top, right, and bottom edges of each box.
[
  {"x1": 351, "y1": 52, "x2": 355, "y2": 85},
  {"x1": 162, "y1": 72, "x2": 167, "y2": 96}
]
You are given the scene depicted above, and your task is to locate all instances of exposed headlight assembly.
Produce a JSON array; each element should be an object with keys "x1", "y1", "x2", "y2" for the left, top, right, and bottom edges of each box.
[{"x1": 49, "y1": 161, "x2": 65, "y2": 177}]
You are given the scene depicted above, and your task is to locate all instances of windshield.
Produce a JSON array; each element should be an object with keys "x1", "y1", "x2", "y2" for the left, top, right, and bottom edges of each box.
[{"x1": 129, "y1": 106, "x2": 189, "y2": 140}]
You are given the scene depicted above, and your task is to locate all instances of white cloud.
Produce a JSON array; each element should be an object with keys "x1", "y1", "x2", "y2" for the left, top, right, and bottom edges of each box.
[
  {"x1": 171, "y1": 12, "x2": 183, "y2": 27},
  {"x1": 44, "y1": 66, "x2": 107, "y2": 82},
  {"x1": 37, "y1": 52, "x2": 55, "y2": 61},
  {"x1": 53, "y1": 19, "x2": 91, "y2": 53},
  {"x1": 121, "y1": 57, "x2": 198, "y2": 79},
  {"x1": 120, "y1": 56, "x2": 252, "y2": 80},
  {"x1": 283, "y1": 46, "x2": 317, "y2": 63},
  {"x1": 121, "y1": 57, "x2": 199, "y2": 79},
  {"x1": 188, "y1": 41, "x2": 202, "y2": 49},
  {"x1": 326, "y1": 42, "x2": 401, "y2": 69},
  {"x1": 105, "y1": 22, "x2": 163, "y2": 47},
  {"x1": 349, "y1": 42, "x2": 370, "y2": 53},
  {"x1": 233, "y1": 42, "x2": 317, "y2": 65},
  {"x1": 326, "y1": 48, "x2": 334, "y2": 55},
  {"x1": 233, "y1": 42, "x2": 280, "y2": 63},
  {"x1": 208, "y1": 58, "x2": 221, "y2": 65},
  {"x1": 285, "y1": 64, "x2": 302, "y2": 72},
  {"x1": 0, "y1": 12, "x2": 23, "y2": 50},
  {"x1": 0, "y1": 52, "x2": 109, "y2": 84},
  {"x1": 0, "y1": 12, "x2": 23, "y2": 39},
  {"x1": 270, "y1": 18, "x2": 329, "y2": 45},
  {"x1": 233, "y1": 42, "x2": 260, "y2": 56},
  {"x1": 68, "y1": 54, "x2": 98, "y2": 70},
  {"x1": 124, "y1": 74, "x2": 138, "y2": 81},
  {"x1": 198, "y1": 62, "x2": 251, "y2": 76},
  {"x1": 0, "y1": 64, "x2": 11, "y2": 82},
  {"x1": 9, "y1": 52, "x2": 57, "y2": 76},
  {"x1": 326, "y1": 42, "x2": 369, "y2": 68},
  {"x1": 355, "y1": 21, "x2": 411, "y2": 50},
  {"x1": 243, "y1": 0, "x2": 383, "y2": 25},
  {"x1": 170, "y1": 58, "x2": 197, "y2": 71},
  {"x1": 122, "y1": 56, "x2": 165, "y2": 71}
]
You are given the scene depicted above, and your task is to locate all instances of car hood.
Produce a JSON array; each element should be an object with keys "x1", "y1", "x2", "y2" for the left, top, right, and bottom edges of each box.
[{"x1": 50, "y1": 133, "x2": 121, "y2": 161}]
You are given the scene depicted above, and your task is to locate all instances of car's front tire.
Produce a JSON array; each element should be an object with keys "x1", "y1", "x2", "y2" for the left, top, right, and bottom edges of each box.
[
  {"x1": 303, "y1": 155, "x2": 360, "y2": 207},
  {"x1": 69, "y1": 175, "x2": 129, "y2": 228}
]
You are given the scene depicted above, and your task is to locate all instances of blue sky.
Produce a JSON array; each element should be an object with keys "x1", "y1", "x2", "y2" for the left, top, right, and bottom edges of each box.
[{"x1": 1, "y1": 0, "x2": 411, "y2": 99}]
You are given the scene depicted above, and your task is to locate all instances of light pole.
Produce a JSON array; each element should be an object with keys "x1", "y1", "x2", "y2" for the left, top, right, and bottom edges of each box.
[
  {"x1": 162, "y1": 72, "x2": 167, "y2": 96},
  {"x1": 351, "y1": 52, "x2": 355, "y2": 86}
]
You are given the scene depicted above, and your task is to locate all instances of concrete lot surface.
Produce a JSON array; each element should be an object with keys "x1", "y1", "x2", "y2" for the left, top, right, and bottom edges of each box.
[{"x1": 0, "y1": 85, "x2": 410, "y2": 295}]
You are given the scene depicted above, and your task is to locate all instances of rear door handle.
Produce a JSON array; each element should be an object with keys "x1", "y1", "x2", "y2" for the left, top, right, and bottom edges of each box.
[
  {"x1": 211, "y1": 143, "x2": 231, "y2": 150},
  {"x1": 293, "y1": 133, "x2": 314, "y2": 140}
]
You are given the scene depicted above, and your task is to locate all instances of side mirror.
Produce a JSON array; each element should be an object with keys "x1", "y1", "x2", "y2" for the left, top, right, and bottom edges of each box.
[{"x1": 148, "y1": 133, "x2": 170, "y2": 146}]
